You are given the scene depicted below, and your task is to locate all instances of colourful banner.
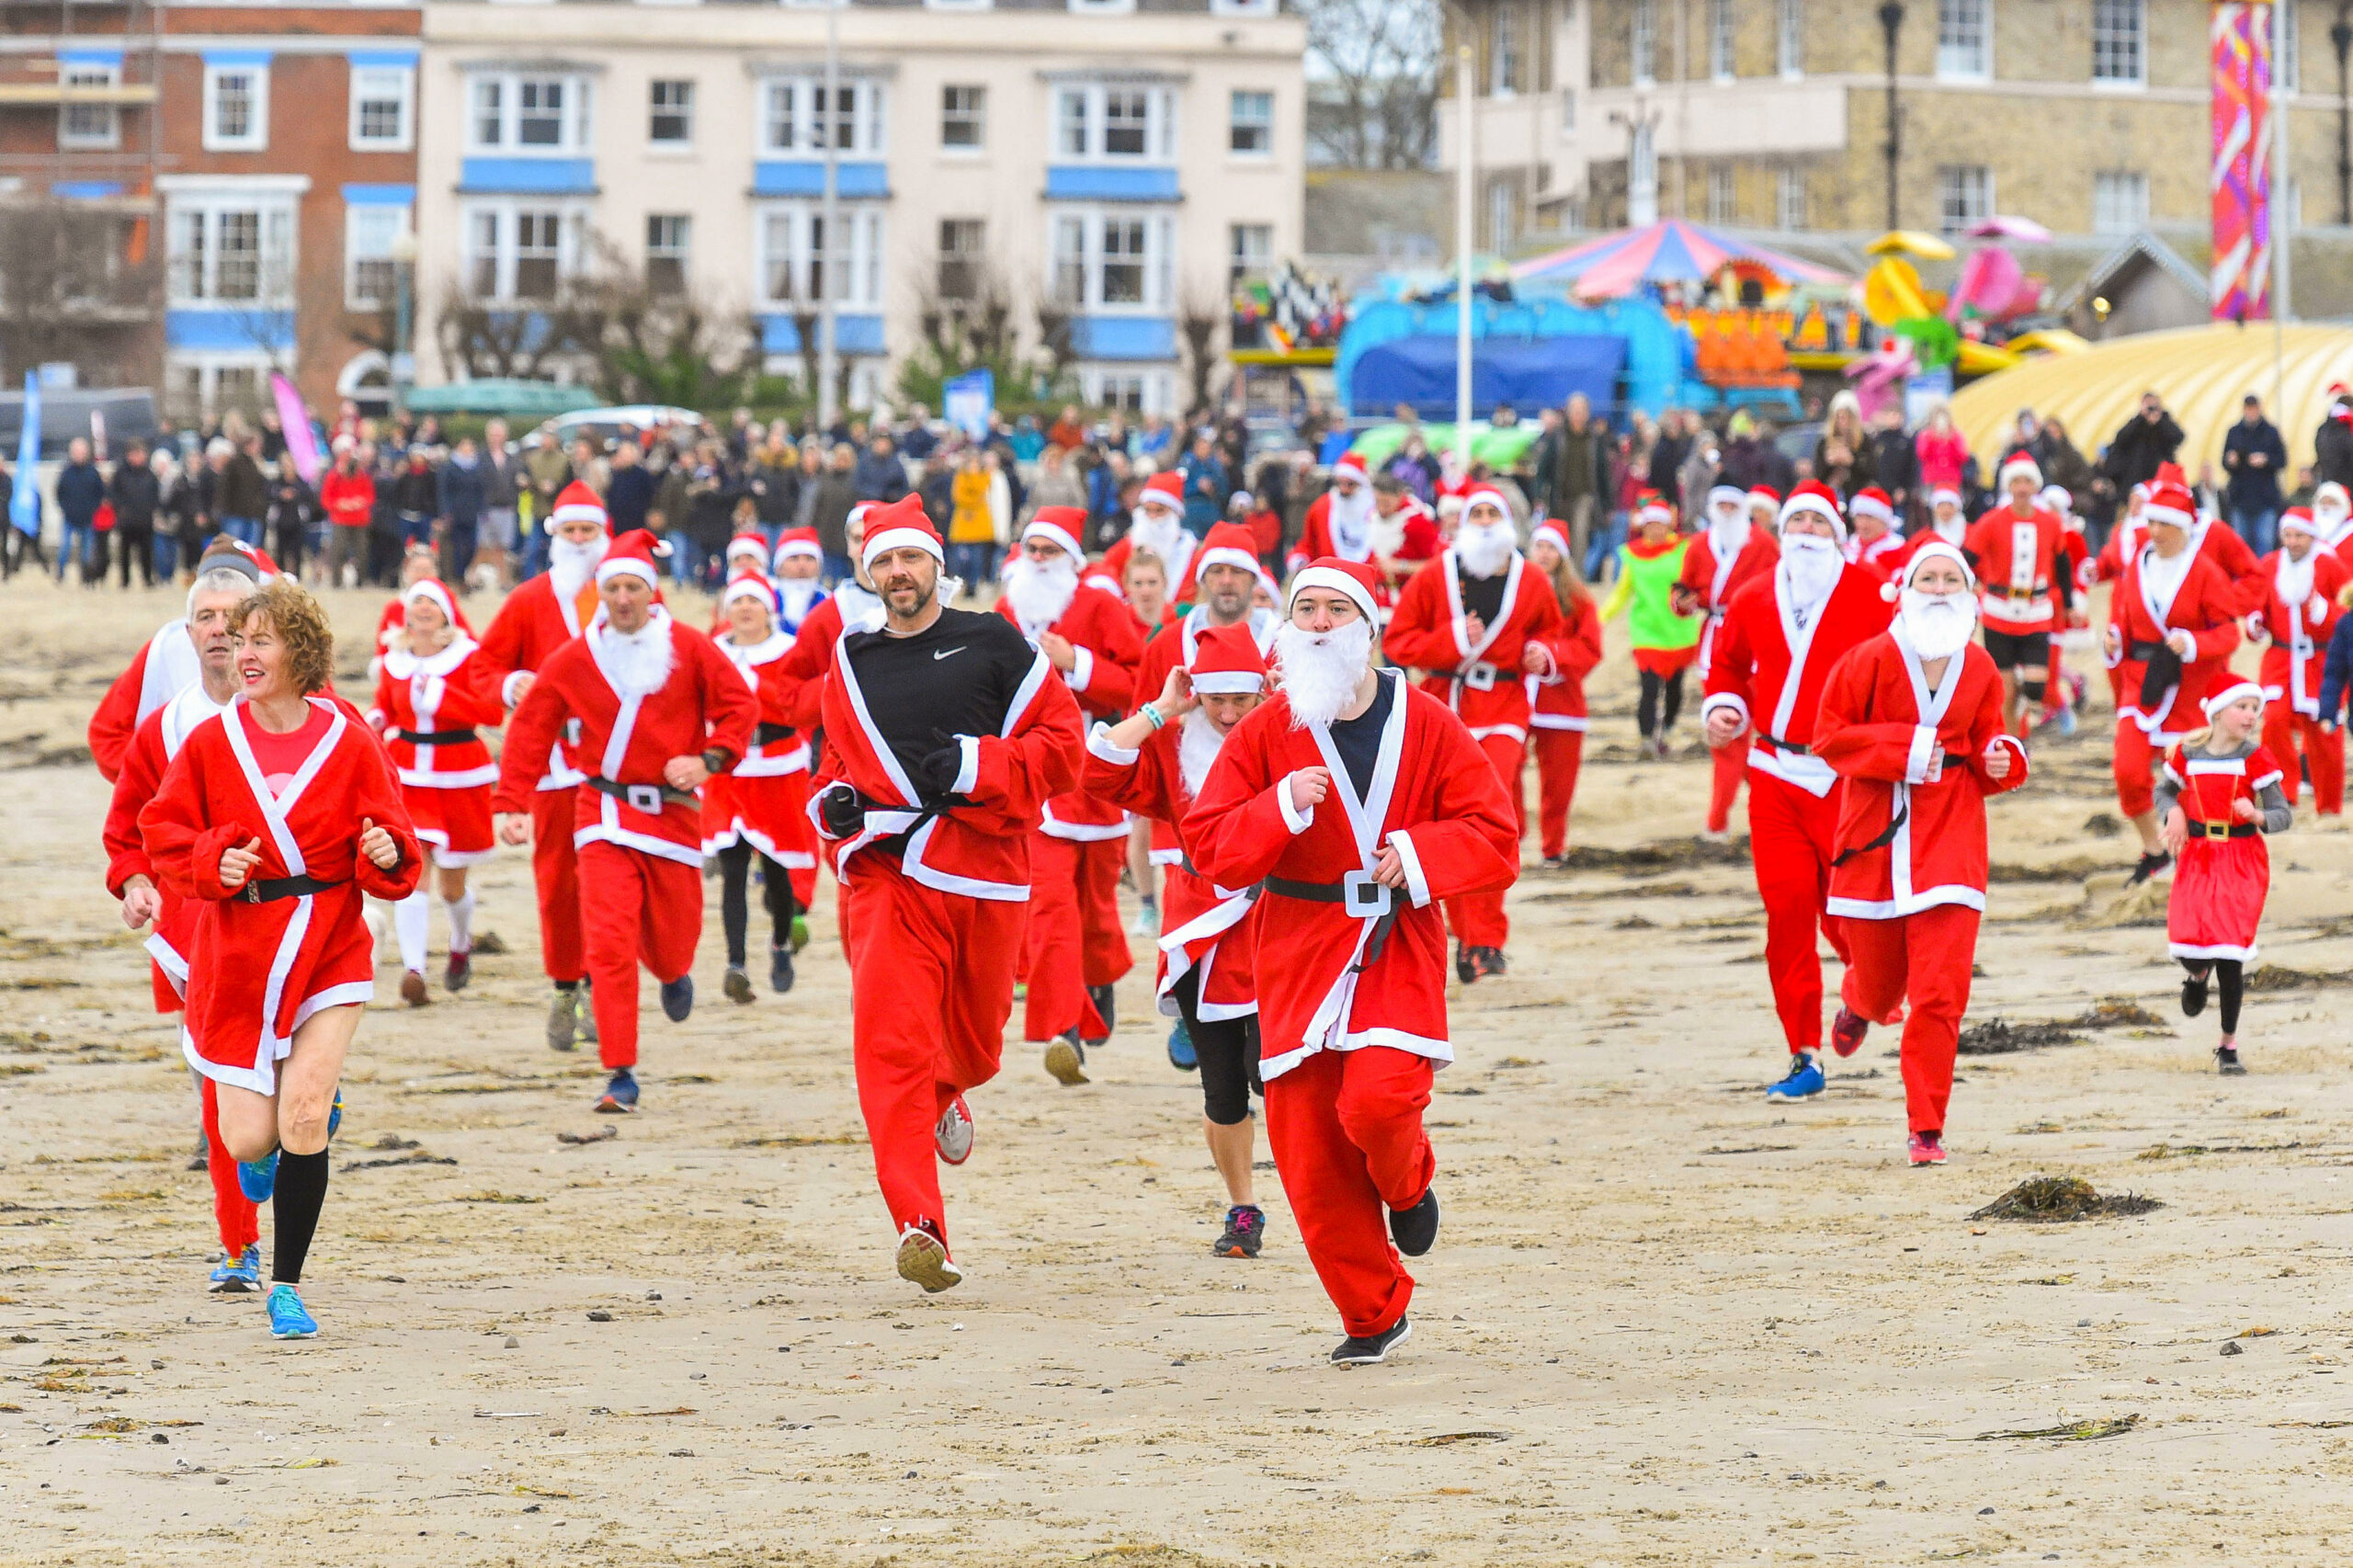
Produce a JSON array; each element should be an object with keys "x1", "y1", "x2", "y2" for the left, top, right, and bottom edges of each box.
[
  {"x1": 270, "y1": 371, "x2": 323, "y2": 486},
  {"x1": 7, "y1": 372, "x2": 39, "y2": 538},
  {"x1": 2211, "y1": 1, "x2": 2273, "y2": 322}
]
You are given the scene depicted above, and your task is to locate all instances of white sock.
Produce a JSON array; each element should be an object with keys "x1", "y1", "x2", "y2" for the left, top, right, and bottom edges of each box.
[
  {"x1": 444, "y1": 888, "x2": 475, "y2": 954},
  {"x1": 392, "y1": 889, "x2": 431, "y2": 973}
]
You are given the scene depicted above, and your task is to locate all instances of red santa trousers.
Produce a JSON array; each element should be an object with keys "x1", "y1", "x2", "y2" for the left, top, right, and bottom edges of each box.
[
  {"x1": 1705, "y1": 740, "x2": 1746, "y2": 835},
  {"x1": 200, "y1": 1074, "x2": 260, "y2": 1256},
  {"x1": 1076, "y1": 836, "x2": 1132, "y2": 989},
  {"x1": 1745, "y1": 768, "x2": 1854, "y2": 1054},
  {"x1": 847, "y1": 856, "x2": 1022, "y2": 1249},
  {"x1": 1265, "y1": 1045, "x2": 1437, "y2": 1339},
  {"x1": 1443, "y1": 733, "x2": 1525, "y2": 949},
  {"x1": 1531, "y1": 729, "x2": 1584, "y2": 860},
  {"x1": 2112, "y1": 718, "x2": 2162, "y2": 818},
  {"x1": 528, "y1": 788, "x2": 588, "y2": 984},
  {"x1": 2262, "y1": 706, "x2": 2344, "y2": 814},
  {"x1": 1020, "y1": 834, "x2": 1108, "y2": 1043},
  {"x1": 577, "y1": 841, "x2": 702, "y2": 1071},
  {"x1": 1840, "y1": 904, "x2": 1980, "y2": 1135}
]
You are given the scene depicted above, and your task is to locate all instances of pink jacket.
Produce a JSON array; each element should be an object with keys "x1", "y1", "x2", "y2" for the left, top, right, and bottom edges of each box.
[{"x1": 1915, "y1": 427, "x2": 1969, "y2": 493}]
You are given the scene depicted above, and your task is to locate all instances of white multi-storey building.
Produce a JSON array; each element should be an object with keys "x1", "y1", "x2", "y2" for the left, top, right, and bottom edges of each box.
[{"x1": 415, "y1": 0, "x2": 1305, "y2": 413}]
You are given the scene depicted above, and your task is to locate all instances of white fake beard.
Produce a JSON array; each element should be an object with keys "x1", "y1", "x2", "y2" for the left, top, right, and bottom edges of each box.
[
  {"x1": 597, "y1": 609, "x2": 676, "y2": 697},
  {"x1": 2316, "y1": 505, "x2": 2350, "y2": 540},
  {"x1": 549, "y1": 535, "x2": 608, "y2": 600},
  {"x1": 1002, "y1": 553, "x2": 1079, "y2": 636},
  {"x1": 1327, "y1": 485, "x2": 1378, "y2": 557},
  {"x1": 1369, "y1": 511, "x2": 1407, "y2": 556},
  {"x1": 1779, "y1": 534, "x2": 1844, "y2": 605},
  {"x1": 1932, "y1": 512, "x2": 1965, "y2": 544},
  {"x1": 1454, "y1": 520, "x2": 1516, "y2": 579},
  {"x1": 1709, "y1": 507, "x2": 1746, "y2": 552},
  {"x1": 2278, "y1": 548, "x2": 2317, "y2": 613},
  {"x1": 1176, "y1": 707, "x2": 1225, "y2": 800},
  {"x1": 1899, "y1": 588, "x2": 1978, "y2": 661},
  {"x1": 1274, "y1": 618, "x2": 1373, "y2": 729},
  {"x1": 1130, "y1": 508, "x2": 1183, "y2": 565},
  {"x1": 779, "y1": 578, "x2": 823, "y2": 623}
]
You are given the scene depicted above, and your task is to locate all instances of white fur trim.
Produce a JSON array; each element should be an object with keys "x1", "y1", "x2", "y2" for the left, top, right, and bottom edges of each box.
[
  {"x1": 863, "y1": 526, "x2": 944, "y2": 569},
  {"x1": 2201, "y1": 679, "x2": 2267, "y2": 718},
  {"x1": 1276, "y1": 771, "x2": 1315, "y2": 834},
  {"x1": 1289, "y1": 565, "x2": 1378, "y2": 624},
  {"x1": 1779, "y1": 492, "x2": 1847, "y2": 540},
  {"x1": 1021, "y1": 517, "x2": 1085, "y2": 565}
]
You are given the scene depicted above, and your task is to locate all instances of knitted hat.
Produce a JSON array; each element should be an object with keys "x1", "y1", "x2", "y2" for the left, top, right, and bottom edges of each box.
[
  {"x1": 595, "y1": 529, "x2": 669, "y2": 587},
  {"x1": 860, "y1": 494, "x2": 944, "y2": 570},
  {"x1": 1289, "y1": 556, "x2": 1381, "y2": 623},
  {"x1": 1021, "y1": 506, "x2": 1087, "y2": 568},
  {"x1": 1186, "y1": 621, "x2": 1268, "y2": 695},
  {"x1": 1779, "y1": 480, "x2": 1847, "y2": 540},
  {"x1": 545, "y1": 480, "x2": 608, "y2": 534}
]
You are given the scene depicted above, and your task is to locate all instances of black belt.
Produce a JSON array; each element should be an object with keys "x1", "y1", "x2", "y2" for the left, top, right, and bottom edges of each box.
[
  {"x1": 394, "y1": 727, "x2": 477, "y2": 746},
  {"x1": 755, "y1": 722, "x2": 796, "y2": 746},
  {"x1": 244, "y1": 874, "x2": 342, "y2": 904},
  {"x1": 2126, "y1": 639, "x2": 2171, "y2": 662},
  {"x1": 587, "y1": 775, "x2": 699, "y2": 812},
  {"x1": 1829, "y1": 757, "x2": 1972, "y2": 869},
  {"x1": 2189, "y1": 821, "x2": 2257, "y2": 840},
  {"x1": 1265, "y1": 874, "x2": 1403, "y2": 969},
  {"x1": 1762, "y1": 733, "x2": 1810, "y2": 756}
]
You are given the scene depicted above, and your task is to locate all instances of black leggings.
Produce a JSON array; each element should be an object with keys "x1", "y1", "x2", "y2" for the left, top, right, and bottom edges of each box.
[
  {"x1": 2182, "y1": 957, "x2": 2245, "y2": 1034},
  {"x1": 716, "y1": 840, "x2": 797, "y2": 968},
  {"x1": 1637, "y1": 668, "x2": 1685, "y2": 739},
  {"x1": 1171, "y1": 966, "x2": 1259, "y2": 1126}
]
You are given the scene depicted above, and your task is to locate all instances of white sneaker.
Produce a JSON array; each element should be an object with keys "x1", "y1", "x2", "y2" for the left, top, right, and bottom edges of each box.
[
  {"x1": 934, "y1": 1094, "x2": 974, "y2": 1165},
  {"x1": 894, "y1": 1224, "x2": 962, "y2": 1293}
]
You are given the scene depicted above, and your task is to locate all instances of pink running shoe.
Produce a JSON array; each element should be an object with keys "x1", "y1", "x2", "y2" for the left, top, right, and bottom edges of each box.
[{"x1": 1907, "y1": 1131, "x2": 1946, "y2": 1166}]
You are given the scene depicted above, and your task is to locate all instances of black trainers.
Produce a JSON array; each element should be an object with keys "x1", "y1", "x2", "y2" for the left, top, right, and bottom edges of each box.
[
  {"x1": 2181, "y1": 967, "x2": 2210, "y2": 1017},
  {"x1": 769, "y1": 944, "x2": 796, "y2": 994},
  {"x1": 1331, "y1": 1315, "x2": 1412, "y2": 1366},
  {"x1": 1467, "y1": 947, "x2": 1507, "y2": 980},
  {"x1": 1214, "y1": 1204, "x2": 1266, "y2": 1259},
  {"x1": 1389, "y1": 1186, "x2": 1439, "y2": 1256},
  {"x1": 2127, "y1": 850, "x2": 2173, "y2": 887},
  {"x1": 1454, "y1": 944, "x2": 1476, "y2": 984},
  {"x1": 1084, "y1": 983, "x2": 1115, "y2": 1045},
  {"x1": 2216, "y1": 1045, "x2": 2246, "y2": 1075},
  {"x1": 660, "y1": 974, "x2": 694, "y2": 1022}
]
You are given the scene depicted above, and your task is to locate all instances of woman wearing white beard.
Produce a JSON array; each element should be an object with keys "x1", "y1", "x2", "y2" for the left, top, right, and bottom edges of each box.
[{"x1": 1812, "y1": 543, "x2": 2029, "y2": 1165}]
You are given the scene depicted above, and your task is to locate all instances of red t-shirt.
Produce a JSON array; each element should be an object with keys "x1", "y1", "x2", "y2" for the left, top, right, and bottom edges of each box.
[{"x1": 244, "y1": 704, "x2": 332, "y2": 798}]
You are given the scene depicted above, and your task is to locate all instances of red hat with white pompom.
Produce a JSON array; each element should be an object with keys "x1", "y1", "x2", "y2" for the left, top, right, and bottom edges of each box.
[
  {"x1": 1778, "y1": 480, "x2": 1847, "y2": 540},
  {"x1": 1331, "y1": 451, "x2": 1369, "y2": 483},
  {"x1": 1021, "y1": 506, "x2": 1088, "y2": 568},
  {"x1": 771, "y1": 527, "x2": 822, "y2": 570},
  {"x1": 595, "y1": 528, "x2": 670, "y2": 586},
  {"x1": 2202, "y1": 678, "x2": 2268, "y2": 718},
  {"x1": 725, "y1": 531, "x2": 767, "y2": 566},
  {"x1": 546, "y1": 480, "x2": 608, "y2": 534},
  {"x1": 1882, "y1": 539, "x2": 1976, "y2": 602},
  {"x1": 403, "y1": 575, "x2": 459, "y2": 626}
]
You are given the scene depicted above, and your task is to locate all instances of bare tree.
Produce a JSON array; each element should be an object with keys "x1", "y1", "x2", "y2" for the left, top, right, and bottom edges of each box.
[
  {"x1": 1302, "y1": 0, "x2": 1441, "y2": 170},
  {"x1": 1177, "y1": 289, "x2": 1227, "y2": 415},
  {"x1": 896, "y1": 257, "x2": 1040, "y2": 409},
  {"x1": 571, "y1": 236, "x2": 760, "y2": 407},
  {"x1": 0, "y1": 198, "x2": 161, "y2": 386}
]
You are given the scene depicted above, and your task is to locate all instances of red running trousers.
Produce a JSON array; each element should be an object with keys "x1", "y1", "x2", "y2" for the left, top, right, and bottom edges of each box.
[
  {"x1": 528, "y1": 787, "x2": 587, "y2": 984},
  {"x1": 1443, "y1": 732, "x2": 1526, "y2": 949},
  {"x1": 1265, "y1": 1045, "x2": 1436, "y2": 1339},
  {"x1": 847, "y1": 855, "x2": 1022, "y2": 1251},
  {"x1": 200, "y1": 1074, "x2": 260, "y2": 1256},
  {"x1": 1531, "y1": 728, "x2": 1584, "y2": 860},
  {"x1": 577, "y1": 841, "x2": 703, "y2": 1071},
  {"x1": 1840, "y1": 904, "x2": 1981, "y2": 1134},
  {"x1": 1075, "y1": 835, "x2": 1132, "y2": 989},
  {"x1": 1705, "y1": 739, "x2": 1746, "y2": 835},
  {"x1": 1020, "y1": 833, "x2": 1105, "y2": 1043},
  {"x1": 1745, "y1": 768, "x2": 1853, "y2": 1054},
  {"x1": 2262, "y1": 706, "x2": 2344, "y2": 813}
]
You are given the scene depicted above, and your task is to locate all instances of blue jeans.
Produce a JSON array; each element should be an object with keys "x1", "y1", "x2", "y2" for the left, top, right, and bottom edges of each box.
[
  {"x1": 1585, "y1": 510, "x2": 1630, "y2": 582},
  {"x1": 56, "y1": 520, "x2": 94, "y2": 580},
  {"x1": 2230, "y1": 504, "x2": 2278, "y2": 556},
  {"x1": 946, "y1": 540, "x2": 996, "y2": 592},
  {"x1": 445, "y1": 518, "x2": 479, "y2": 581},
  {"x1": 153, "y1": 534, "x2": 181, "y2": 581},
  {"x1": 668, "y1": 528, "x2": 699, "y2": 585},
  {"x1": 398, "y1": 511, "x2": 433, "y2": 551},
  {"x1": 221, "y1": 515, "x2": 262, "y2": 547},
  {"x1": 518, "y1": 522, "x2": 550, "y2": 580},
  {"x1": 821, "y1": 551, "x2": 856, "y2": 588}
]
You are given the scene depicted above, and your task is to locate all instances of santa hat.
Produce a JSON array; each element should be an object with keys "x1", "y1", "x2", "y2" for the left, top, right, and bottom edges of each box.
[
  {"x1": 1885, "y1": 540, "x2": 1976, "y2": 602},
  {"x1": 1998, "y1": 451, "x2": 2042, "y2": 491},
  {"x1": 1928, "y1": 486, "x2": 1962, "y2": 509},
  {"x1": 596, "y1": 529, "x2": 669, "y2": 586},
  {"x1": 1532, "y1": 521, "x2": 1572, "y2": 560},
  {"x1": 1189, "y1": 520, "x2": 1261, "y2": 582},
  {"x1": 1746, "y1": 485, "x2": 1782, "y2": 514},
  {"x1": 1848, "y1": 486, "x2": 1896, "y2": 526},
  {"x1": 2279, "y1": 506, "x2": 2321, "y2": 540},
  {"x1": 2202, "y1": 678, "x2": 2268, "y2": 718},
  {"x1": 721, "y1": 570, "x2": 777, "y2": 613},
  {"x1": 2330, "y1": 381, "x2": 2353, "y2": 423},
  {"x1": 1632, "y1": 491, "x2": 1676, "y2": 528},
  {"x1": 403, "y1": 576, "x2": 458, "y2": 626},
  {"x1": 1331, "y1": 451, "x2": 1369, "y2": 484},
  {"x1": 859, "y1": 493, "x2": 944, "y2": 570},
  {"x1": 1289, "y1": 556, "x2": 1381, "y2": 624},
  {"x1": 1463, "y1": 486, "x2": 1519, "y2": 524},
  {"x1": 2315, "y1": 482, "x2": 2351, "y2": 514},
  {"x1": 2038, "y1": 484, "x2": 2073, "y2": 517},
  {"x1": 725, "y1": 531, "x2": 768, "y2": 564},
  {"x1": 1186, "y1": 621, "x2": 1268, "y2": 695},
  {"x1": 771, "y1": 527, "x2": 822, "y2": 569},
  {"x1": 1021, "y1": 506, "x2": 1088, "y2": 568},
  {"x1": 845, "y1": 500, "x2": 876, "y2": 538},
  {"x1": 1137, "y1": 471, "x2": 1185, "y2": 512},
  {"x1": 1779, "y1": 480, "x2": 1847, "y2": 540},
  {"x1": 1706, "y1": 484, "x2": 1747, "y2": 513},
  {"x1": 2143, "y1": 477, "x2": 2198, "y2": 531},
  {"x1": 545, "y1": 480, "x2": 608, "y2": 534}
]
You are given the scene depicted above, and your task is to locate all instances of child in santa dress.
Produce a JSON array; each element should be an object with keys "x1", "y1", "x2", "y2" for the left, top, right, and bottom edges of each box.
[
  {"x1": 1598, "y1": 493, "x2": 1700, "y2": 757},
  {"x1": 702, "y1": 571, "x2": 817, "y2": 999},
  {"x1": 2157, "y1": 681, "x2": 2293, "y2": 1074},
  {"x1": 1526, "y1": 522, "x2": 1603, "y2": 865},
  {"x1": 369, "y1": 577, "x2": 502, "y2": 1005}
]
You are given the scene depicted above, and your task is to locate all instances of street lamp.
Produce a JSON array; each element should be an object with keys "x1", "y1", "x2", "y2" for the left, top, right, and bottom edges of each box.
[
  {"x1": 1877, "y1": 2, "x2": 1904, "y2": 233},
  {"x1": 389, "y1": 225, "x2": 419, "y2": 410}
]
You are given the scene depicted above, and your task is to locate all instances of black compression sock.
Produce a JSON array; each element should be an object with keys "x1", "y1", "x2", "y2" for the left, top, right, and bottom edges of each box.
[
  {"x1": 271, "y1": 1148, "x2": 330, "y2": 1286},
  {"x1": 553, "y1": 979, "x2": 578, "y2": 993}
]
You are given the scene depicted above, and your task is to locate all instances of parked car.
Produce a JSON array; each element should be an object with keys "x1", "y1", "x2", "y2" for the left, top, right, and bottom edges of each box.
[{"x1": 535, "y1": 404, "x2": 709, "y2": 451}]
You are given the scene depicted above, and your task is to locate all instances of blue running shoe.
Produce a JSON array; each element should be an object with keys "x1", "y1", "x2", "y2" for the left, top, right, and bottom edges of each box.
[
  {"x1": 1166, "y1": 1018, "x2": 1199, "y2": 1072},
  {"x1": 1765, "y1": 1054, "x2": 1825, "y2": 1102},
  {"x1": 326, "y1": 1085, "x2": 343, "y2": 1142},
  {"x1": 596, "y1": 1068, "x2": 639, "y2": 1114},
  {"x1": 236, "y1": 1151, "x2": 278, "y2": 1204},
  {"x1": 659, "y1": 974, "x2": 694, "y2": 1022},
  {"x1": 208, "y1": 1244, "x2": 262, "y2": 1295},
  {"x1": 267, "y1": 1284, "x2": 317, "y2": 1339}
]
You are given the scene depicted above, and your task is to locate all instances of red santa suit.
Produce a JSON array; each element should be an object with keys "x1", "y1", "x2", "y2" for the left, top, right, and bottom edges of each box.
[
  {"x1": 2253, "y1": 524, "x2": 2348, "y2": 814},
  {"x1": 1132, "y1": 601, "x2": 1282, "y2": 874},
  {"x1": 141, "y1": 698, "x2": 423, "y2": 1094},
  {"x1": 2161, "y1": 694, "x2": 2284, "y2": 965},
  {"x1": 1284, "y1": 458, "x2": 1443, "y2": 615},
  {"x1": 1677, "y1": 497, "x2": 1780, "y2": 835},
  {"x1": 375, "y1": 592, "x2": 474, "y2": 661},
  {"x1": 369, "y1": 580, "x2": 502, "y2": 868},
  {"x1": 700, "y1": 576, "x2": 819, "y2": 906},
  {"x1": 1089, "y1": 470, "x2": 1197, "y2": 605},
  {"x1": 999, "y1": 511, "x2": 1145, "y2": 1043},
  {"x1": 1381, "y1": 491, "x2": 1563, "y2": 955},
  {"x1": 1700, "y1": 483, "x2": 1894, "y2": 1056},
  {"x1": 474, "y1": 485, "x2": 609, "y2": 985},
  {"x1": 1814, "y1": 562, "x2": 2029, "y2": 1138},
  {"x1": 1528, "y1": 523, "x2": 1607, "y2": 859},
  {"x1": 493, "y1": 536, "x2": 756, "y2": 1072},
  {"x1": 2106, "y1": 484, "x2": 2245, "y2": 819},
  {"x1": 1186, "y1": 562, "x2": 1519, "y2": 1340},
  {"x1": 86, "y1": 548, "x2": 279, "y2": 781},
  {"x1": 1843, "y1": 488, "x2": 1907, "y2": 585},
  {"x1": 810, "y1": 501, "x2": 1084, "y2": 1261}
]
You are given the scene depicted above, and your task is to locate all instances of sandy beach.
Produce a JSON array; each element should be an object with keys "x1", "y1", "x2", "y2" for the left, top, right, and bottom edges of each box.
[{"x1": 4, "y1": 572, "x2": 2353, "y2": 1566}]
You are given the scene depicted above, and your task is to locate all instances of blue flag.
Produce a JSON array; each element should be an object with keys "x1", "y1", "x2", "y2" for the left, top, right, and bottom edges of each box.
[{"x1": 7, "y1": 372, "x2": 37, "y2": 538}]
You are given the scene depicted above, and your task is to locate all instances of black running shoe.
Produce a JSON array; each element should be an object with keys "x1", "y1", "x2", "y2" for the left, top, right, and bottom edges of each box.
[
  {"x1": 660, "y1": 974, "x2": 694, "y2": 1022},
  {"x1": 1215, "y1": 1204, "x2": 1266, "y2": 1259},
  {"x1": 2216, "y1": 1046, "x2": 2246, "y2": 1075},
  {"x1": 1084, "y1": 983, "x2": 1115, "y2": 1044},
  {"x1": 2127, "y1": 850, "x2": 2173, "y2": 887},
  {"x1": 1467, "y1": 946, "x2": 1507, "y2": 980},
  {"x1": 770, "y1": 944, "x2": 796, "y2": 994},
  {"x1": 1454, "y1": 944, "x2": 1475, "y2": 984},
  {"x1": 2181, "y1": 968, "x2": 2210, "y2": 1017},
  {"x1": 1389, "y1": 1186, "x2": 1439, "y2": 1257},
  {"x1": 1331, "y1": 1315, "x2": 1412, "y2": 1366}
]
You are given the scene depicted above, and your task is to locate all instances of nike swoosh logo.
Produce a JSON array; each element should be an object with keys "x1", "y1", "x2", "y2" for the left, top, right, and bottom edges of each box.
[{"x1": 933, "y1": 646, "x2": 966, "y2": 661}]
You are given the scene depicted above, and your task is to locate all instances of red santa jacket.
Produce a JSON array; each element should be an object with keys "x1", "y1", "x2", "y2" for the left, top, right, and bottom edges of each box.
[
  {"x1": 1184, "y1": 672, "x2": 1519, "y2": 1080},
  {"x1": 1677, "y1": 523, "x2": 1779, "y2": 678},
  {"x1": 1092, "y1": 529, "x2": 1199, "y2": 607},
  {"x1": 2097, "y1": 516, "x2": 2266, "y2": 613},
  {"x1": 88, "y1": 619, "x2": 202, "y2": 784},
  {"x1": 369, "y1": 636, "x2": 502, "y2": 789},
  {"x1": 768, "y1": 582, "x2": 883, "y2": 732},
  {"x1": 2254, "y1": 547, "x2": 2350, "y2": 717},
  {"x1": 1814, "y1": 632, "x2": 2029, "y2": 919},
  {"x1": 1699, "y1": 563, "x2": 1895, "y2": 798},
  {"x1": 103, "y1": 684, "x2": 229, "y2": 1007},
  {"x1": 997, "y1": 582, "x2": 1144, "y2": 839},
  {"x1": 1529, "y1": 591, "x2": 1606, "y2": 731},
  {"x1": 810, "y1": 610, "x2": 1086, "y2": 902},
  {"x1": 140, "y1": 699, "x2": 423, "y2": 1090},
  {"x1": 1844, "y1": 528, "x2": 1909, "y2": 585},
  {"x1": 2163, "y1": 741, "x2": 2288, "y2": 827},
  {"x1": 2107, "y1": 546, "x2": 2244, "y2": 742},
  {"x1": 1381, "y1": 550, "x2": 1564, "y2": 744},
  {"x1": 1964, "y1": 505, "x2": 2068, "y2": 633},
  {"x1": 493, "y1": 608, "x2": 757, "y2": 868},
  {"x1": 1131, "y1": 606, "x2": 1282, "y2": 867},
  {"x1": 1085, "y1": 716, "x2": 1258, "y2": 1020},
  {"x1": 474, "y1": 570, "x2": 604, "y2": 790},
  {"x1": 1283, "y1": 494, "x2": 1443, "y2": 602},
  {"x1": 713, "y1": 630, "x2": 808, "y2": 778}
]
